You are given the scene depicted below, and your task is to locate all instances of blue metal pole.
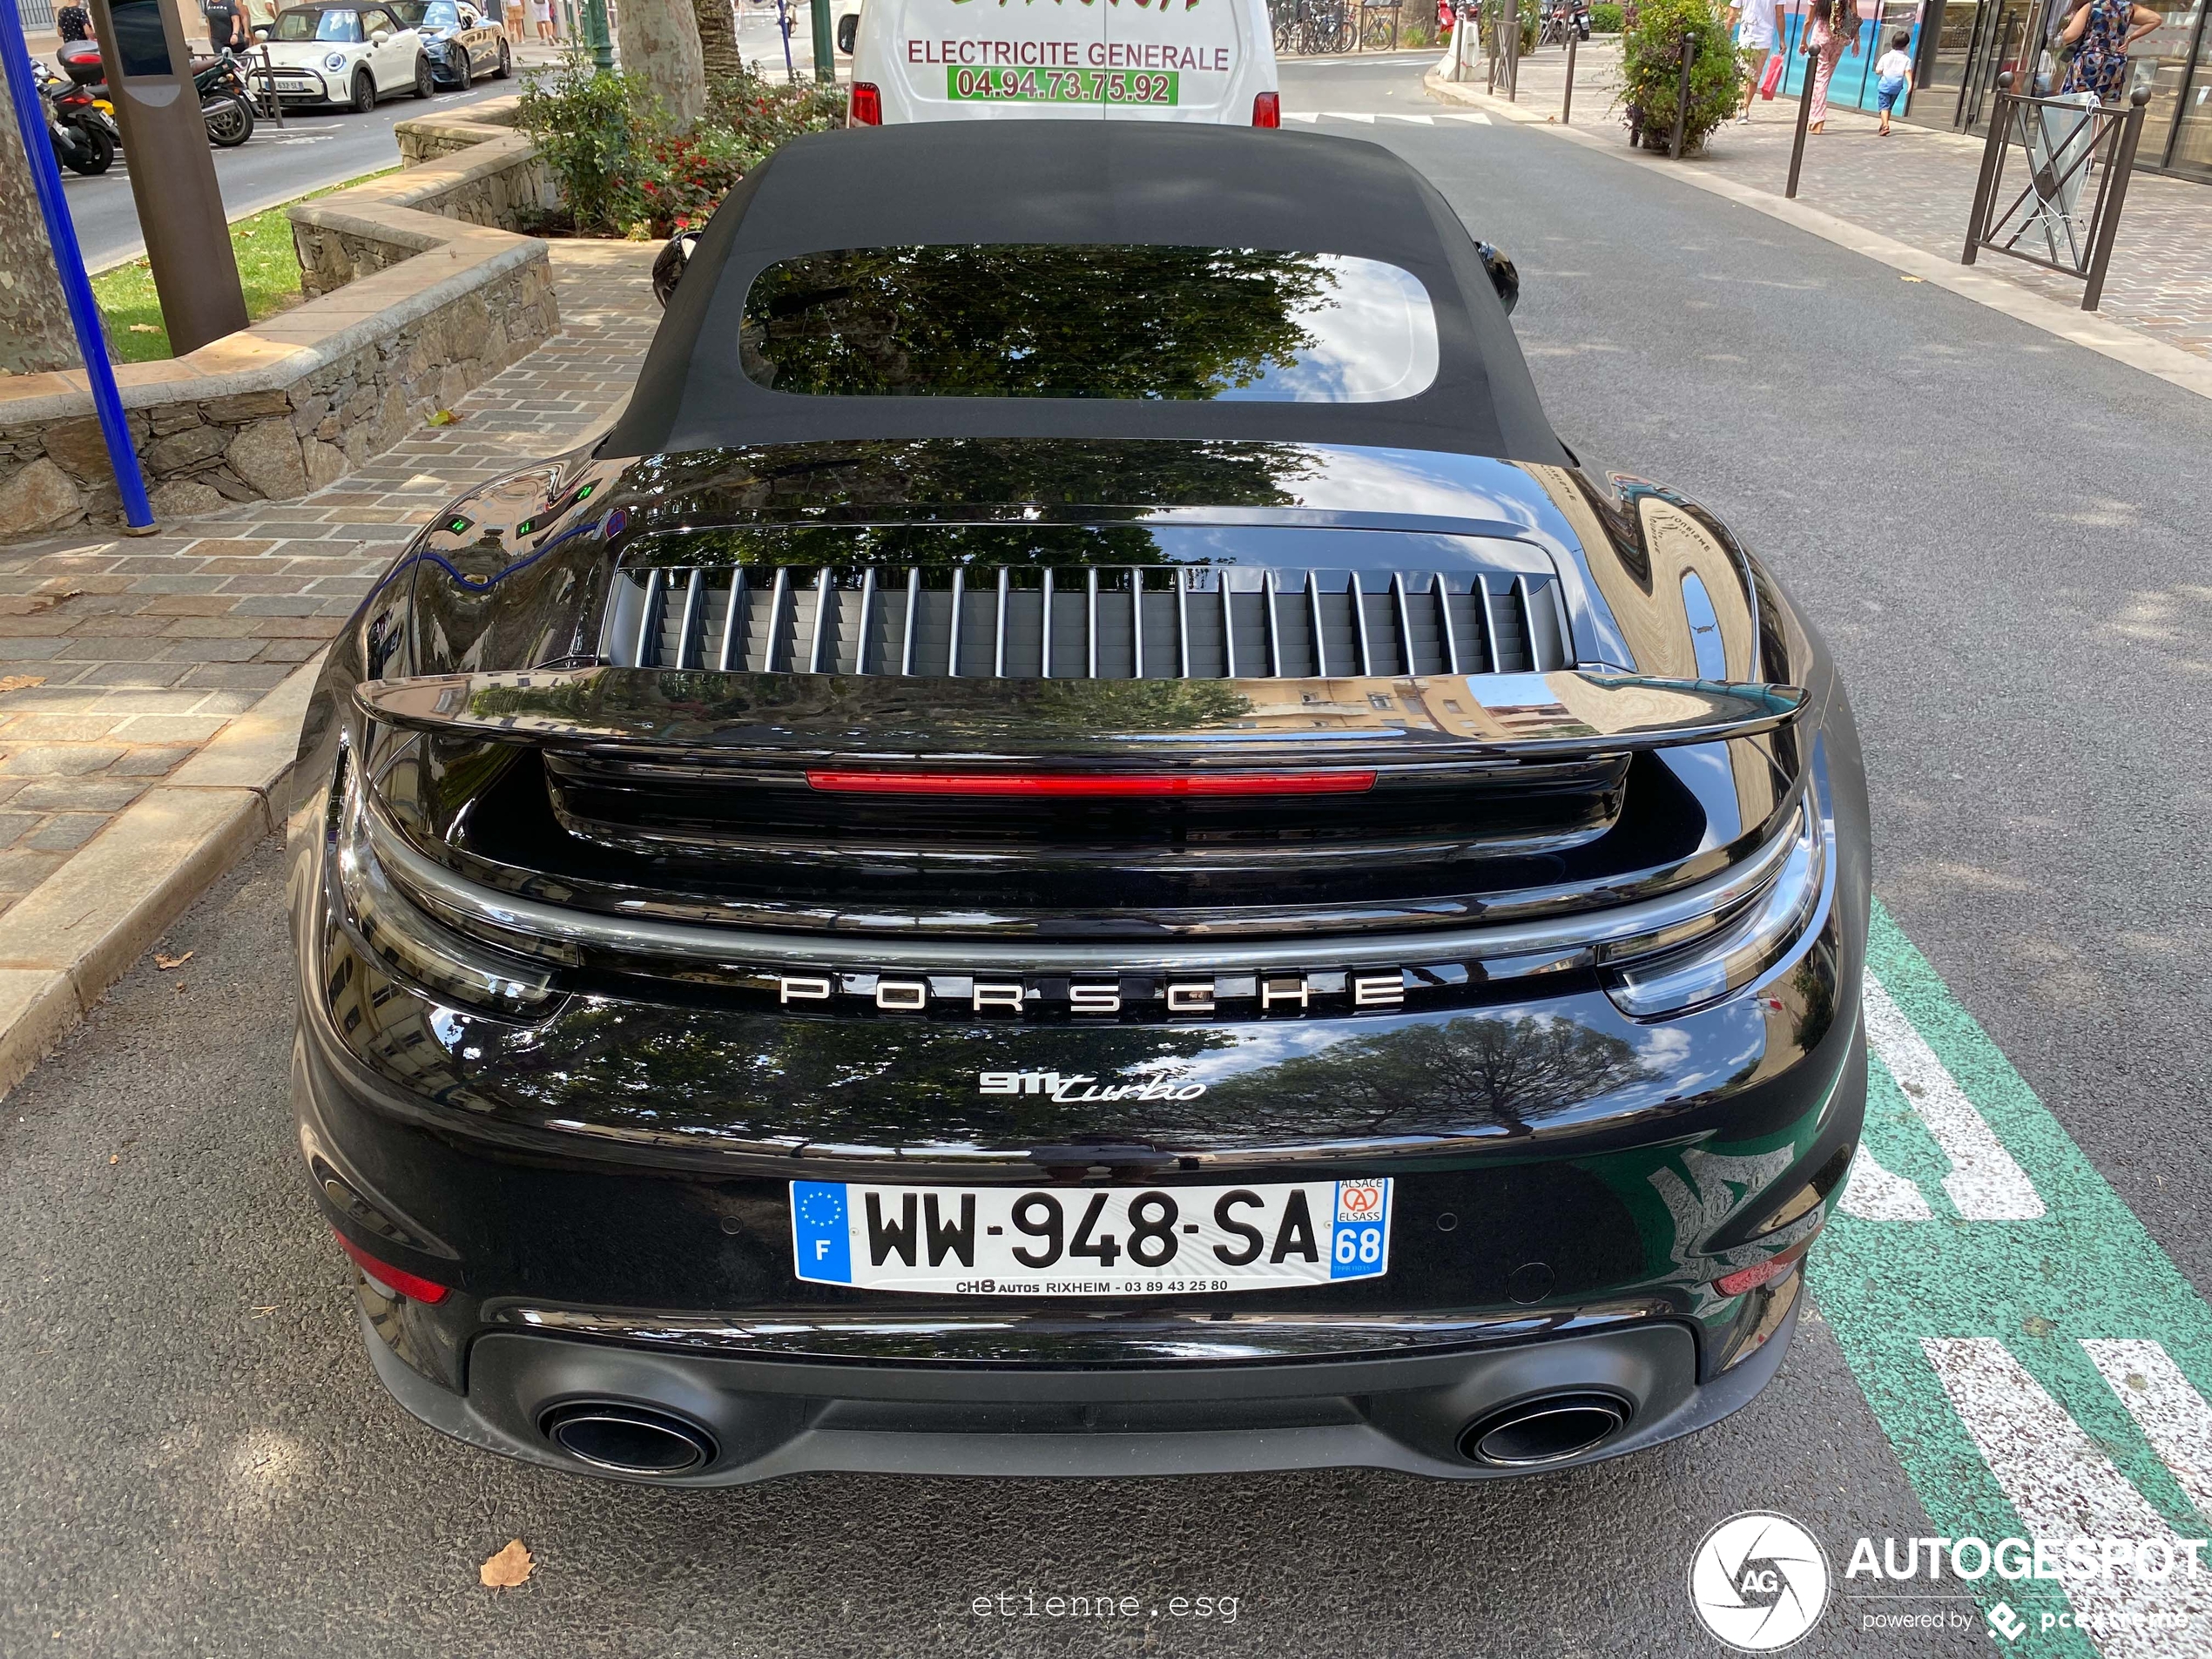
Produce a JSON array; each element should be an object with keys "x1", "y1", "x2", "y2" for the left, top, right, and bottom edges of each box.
[{"x1": 0, "y1": 0, "x2": 156, "y2": 530}]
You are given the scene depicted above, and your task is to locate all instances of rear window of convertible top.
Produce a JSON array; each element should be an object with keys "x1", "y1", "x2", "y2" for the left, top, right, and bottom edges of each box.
[{"x1": 737, "y1": 245, "x2": 1440, "y2": 403}]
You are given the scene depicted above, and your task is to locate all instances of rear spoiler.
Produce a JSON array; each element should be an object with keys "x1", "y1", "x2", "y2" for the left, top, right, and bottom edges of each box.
[{"x1": 353, "y1": 667, "x2": 1808, "y2": 769}]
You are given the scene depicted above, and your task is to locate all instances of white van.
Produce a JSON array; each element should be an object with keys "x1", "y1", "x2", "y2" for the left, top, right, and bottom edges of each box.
[{"x1": 840, "y1": 0, "x2": 1280, "y2": 127}]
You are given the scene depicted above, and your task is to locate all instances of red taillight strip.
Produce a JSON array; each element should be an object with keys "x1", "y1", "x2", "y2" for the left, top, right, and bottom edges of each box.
[
  {"x1": 805, "y1": 769, "x2": 1377, "y2": 799},
  {"x1": 334, "y1": 1229, "x2": 451, "y2": 1304}
]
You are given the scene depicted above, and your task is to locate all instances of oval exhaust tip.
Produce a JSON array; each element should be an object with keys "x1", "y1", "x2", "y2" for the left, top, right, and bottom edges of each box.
[
  {"x1": 542, "y1": 1402, "x2": 716, "y2": 1475},
  {"x1": 1460, "y1": 1393, "x2": 1629, "y2": 1467}
]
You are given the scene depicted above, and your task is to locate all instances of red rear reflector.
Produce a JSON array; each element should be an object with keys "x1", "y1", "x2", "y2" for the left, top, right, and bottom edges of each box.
[
  {"x1": 334, "y1": 1229, "x2": 450, "y2": 1304},
  {"x1": 806, "y1": 769, "x2": 1376, "y2": 799},
  {"x1": 1253, "y1": 91, "x2": 1280, "y2": 127},
  {"x1": 849, "y1": 82, "x2": 882, "y2": 125},
  {"x1": 1714, "y1": 1233, "x2": 1816, "y2": 1298}
]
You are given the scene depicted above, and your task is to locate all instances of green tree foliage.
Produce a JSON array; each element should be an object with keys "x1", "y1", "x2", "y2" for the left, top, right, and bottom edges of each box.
[
  {"x1": 740, "y1": 246, "x2": 1341, "y2": 401},
  {"x1": 1589, "y1": 2, "x2": 1624, "y2": 30},
  {"x1": 1619, "y1": 0, "x2": 1743, "y2": 152}
]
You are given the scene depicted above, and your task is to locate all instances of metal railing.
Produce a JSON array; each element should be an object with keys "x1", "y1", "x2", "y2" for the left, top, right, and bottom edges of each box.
[{"x1": 1963, "y1": 73, "x2": 2153, "y2": 313}]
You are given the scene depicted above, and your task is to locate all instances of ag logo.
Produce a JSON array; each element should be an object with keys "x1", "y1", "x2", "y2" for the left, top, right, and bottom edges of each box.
[{"x1": 1687, "y1": 1511, "x2": 1831, "y2": 1652}]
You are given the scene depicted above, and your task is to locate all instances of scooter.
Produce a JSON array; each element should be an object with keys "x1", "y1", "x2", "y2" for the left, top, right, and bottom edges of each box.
[
  {"x1": 32, "y1": 58, "x2": 115, "y2": 174},
  {"x1": 54, "y1": 39, "x2": 255, "y2": 148}
]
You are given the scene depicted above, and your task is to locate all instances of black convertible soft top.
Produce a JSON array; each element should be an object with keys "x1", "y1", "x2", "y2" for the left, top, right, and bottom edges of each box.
[{"x1": 601, "y1": 121, "x2": 1568, "y2": 466}]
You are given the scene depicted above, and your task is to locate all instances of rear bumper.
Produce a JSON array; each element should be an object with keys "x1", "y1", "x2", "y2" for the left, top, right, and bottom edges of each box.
[{"x1": 362, "y1": 1291, "x2": 1801, "y2": 1484}]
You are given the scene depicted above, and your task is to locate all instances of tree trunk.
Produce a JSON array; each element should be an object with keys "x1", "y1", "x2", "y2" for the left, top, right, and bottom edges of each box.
[
  {"x1": 617, "y1": 0, "x2": 708, "y2": 128},
  {"x1": 0, "y1": 90, "x2": 85, "y2": 374},
  {"x1": 691, "y1": 0, "x2": 743, "y2": 82}
]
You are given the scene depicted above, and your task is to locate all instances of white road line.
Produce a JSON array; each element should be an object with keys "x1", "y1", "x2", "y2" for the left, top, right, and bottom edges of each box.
[
  {"x1": 2086, "y1": 1340, "x2": 2212, "y2": 1526},
  {"x1": 1434, "y1": 111, "x2": 1494, "y2": 124},
  {"x1": 1924, "y1": 1339, "x2": 2212, "y2": 1659},
  {"x1": 1377, "y1": 113, "x2": 1436, "y2": 125},
  {"x1": 1281, "y1": 111, "x2": 1320, "y2": 122},
  {"x1": 1326, "y1": 111, "x2": 1378, "y2": 123},
  {"x1": 1863, "y1": 972, "x2": 2044, "y2": 1220},
  {"x1": 1836, "y1": 1143, "x2": 1933, "y2": 1221}
]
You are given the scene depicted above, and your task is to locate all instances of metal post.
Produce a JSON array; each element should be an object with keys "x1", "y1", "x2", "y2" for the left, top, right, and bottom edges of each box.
[
  {"x1": 1668, "y1": 28, "x2": 1693, "y2": 157},
  {"x1": 1784, "y1": 38, "x2": 1817, "y2": 195},
  {"x1": 1505, "y1": 0, "x2": 1518, "y2": 98},
  {"x1": 1959, "y1": 70, "x2": 2013, "y2": 262},
  {"x1": 2080, "y1": 87, "x2": 2150, "y2": 311},
  {"x1": 0, "y1": 0, "x2": 156, "y2": 530},
  {"x1": 775, "y1": 0, "x2": 797, "y2": 80},
  {"x1": 583, "y1": 0, "x2": 611, "y2": 68},
  {"x1": 1561, "y1": 24, "x2": 1575, "y2": 122},
  {"x1": 809, "y1": 0, "x2": 833, "y2": 79},
  {"x1": 1487, "y1": 0, "x2": 1499, "y2": 91}
]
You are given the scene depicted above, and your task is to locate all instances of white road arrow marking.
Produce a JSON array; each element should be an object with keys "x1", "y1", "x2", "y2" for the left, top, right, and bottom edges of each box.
[
  {"x1": 1836, "y1": 1142, "x2": 1933, "y2": 1220},
  {"x1": 1924, "y1": 1339, "x2": 2212, "y2": 1659},
  {"x1": 2086, "y1": 1340, "x2": 2212, "y2": 1525},
  {"x1": 1863, "y1": 973, "x2": 2044, "y2": 1220}
]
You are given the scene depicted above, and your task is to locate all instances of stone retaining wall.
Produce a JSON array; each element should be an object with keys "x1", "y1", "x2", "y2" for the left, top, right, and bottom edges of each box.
[{"x1": 0, "y1": 95, "x2": 557, "y2": 540}]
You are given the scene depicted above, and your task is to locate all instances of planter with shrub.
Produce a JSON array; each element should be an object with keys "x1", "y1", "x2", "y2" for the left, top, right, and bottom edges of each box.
[
  {"x1": 1589, "y1": 3, "x2": 1623, "y2": 30},
  {"x1": 1616, "y1": 0, "x2": 1741, "y2": 152},
  {"x1": 516, "y1": 55, "x2": 845, "y2": 240}
]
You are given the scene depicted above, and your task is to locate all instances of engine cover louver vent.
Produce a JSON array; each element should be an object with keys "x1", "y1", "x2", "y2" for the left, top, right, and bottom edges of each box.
[{"x1": 604, "y1": 566, "x2": 1575, "y2": 678}]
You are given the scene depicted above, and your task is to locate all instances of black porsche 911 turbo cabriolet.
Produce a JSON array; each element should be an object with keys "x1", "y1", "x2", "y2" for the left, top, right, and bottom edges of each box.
[{"x1": 287, "y1": 119, "x2": 1870, "y2": 1484}]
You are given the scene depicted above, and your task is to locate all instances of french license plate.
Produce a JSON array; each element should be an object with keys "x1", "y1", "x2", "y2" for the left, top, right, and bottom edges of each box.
[
  {"x1": 948, "y1": 67, "x2": 1181, "y2": 106},
  {"x1": 792, "y1": 1177, "x2": 1391, "y2": 1297}
]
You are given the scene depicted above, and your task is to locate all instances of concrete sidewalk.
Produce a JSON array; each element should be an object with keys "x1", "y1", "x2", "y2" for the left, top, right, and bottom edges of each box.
[
  {"x1": 1440, "y1": 38, "x2": 2212, "y2": 369},
  {"x1": 0, "y1": 237, "x2": 658, "y2": 1094}
]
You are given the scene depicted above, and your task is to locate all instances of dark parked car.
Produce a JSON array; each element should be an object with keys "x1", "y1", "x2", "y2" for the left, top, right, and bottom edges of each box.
[
  {"x1": 388, "y1": 0, "x2": 509, "y2": 87},
  {"x1": 287, "y1": 121, "x2": 1870, "y2": 1485}
]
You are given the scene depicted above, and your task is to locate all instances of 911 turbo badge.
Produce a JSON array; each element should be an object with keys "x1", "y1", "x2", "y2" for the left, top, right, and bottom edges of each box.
[{"x1": 978, "y1": 1069, "x2": 1209, "y2": 1102}]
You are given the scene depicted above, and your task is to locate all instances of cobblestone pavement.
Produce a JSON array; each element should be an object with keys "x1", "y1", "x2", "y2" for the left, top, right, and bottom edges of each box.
[
  {"x1": 1448, "y1": 39, "x2": 2212, "y2": 364},
  {"x1": 0, "y1": 241, "x2": 658, "y2": 918}
]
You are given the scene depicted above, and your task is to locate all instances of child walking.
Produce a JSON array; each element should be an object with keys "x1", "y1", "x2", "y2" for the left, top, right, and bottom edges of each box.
[{"x1": 1875, "y1": 30, "x2": 1914, "y2": 134}]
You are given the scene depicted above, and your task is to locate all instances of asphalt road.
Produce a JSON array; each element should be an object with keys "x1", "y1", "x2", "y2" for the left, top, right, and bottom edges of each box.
[
  {"x1": 4, "y1": 51, "x2": 2211, "y2": 1659},
  {"x1": 59, "y1": 73, "x2": 529, "y2": 271}
]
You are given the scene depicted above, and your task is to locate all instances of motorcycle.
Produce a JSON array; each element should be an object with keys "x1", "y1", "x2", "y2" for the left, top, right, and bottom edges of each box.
[
  {"x1": 31, "y1": 59, "x2": 115, "y2": 175},
  {"x1": 1538, "y1": 0, "x2": 1589, "y2": 42},
  {"x1": 53, "y1": 39, "x2": 255, "y2": 149}
]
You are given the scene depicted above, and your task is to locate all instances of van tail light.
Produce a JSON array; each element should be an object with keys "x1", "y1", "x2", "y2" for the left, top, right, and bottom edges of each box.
[
  {"x1": 1252, "y1": 91, "x2": 1280, "y2": 127},
  {"x1": 849, "y1": 82, "x2": 882, "y2": 125}
]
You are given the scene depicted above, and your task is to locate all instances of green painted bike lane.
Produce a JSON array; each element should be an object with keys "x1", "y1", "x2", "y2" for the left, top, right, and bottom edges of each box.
[{"x1": 1806, "y1": 902, "x2": 2212, "y2": 1653}]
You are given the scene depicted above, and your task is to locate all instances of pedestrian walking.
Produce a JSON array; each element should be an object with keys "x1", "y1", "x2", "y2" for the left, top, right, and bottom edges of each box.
[
  {"x1": 1873, "y1": 27, "x2": 1911, "y2": 132},
  {"x1": 1735, "y1": 0, "x2": 1782, "y2": 121},
  {"x1": 529, "y1": 0, "x2": 554, "y2": 42},
  {"x1": 2058, "y1": 0, "x2": 2161, "y2": 103},
  {"x1": 54, "y1": 2, "x2": 91, "y2": 42},
  {"x1": 1804, "y1": 0, "x2": 1858, "y2": 134},
  {"x1": 203, "y1": 0, "x2": 246, "y2": 53}
]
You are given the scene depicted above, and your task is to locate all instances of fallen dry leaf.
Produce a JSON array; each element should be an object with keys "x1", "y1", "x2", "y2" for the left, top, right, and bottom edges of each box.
[
  {"x1": 129, "y1": 323, "x2": 159, "y2": 334},
  {"x1": 426, "y1": 408, "x2": 462, "y2": 428},
  {"x1": 479, "y1": 1539, "x2": 533, "y2": 1588},
  {"x1": 1899, "y1": 274, "x2": 1927, "y2": 283},
  {"x1": 0, "y1": 675, "x2": 44, "y2": 694},
  {"x1": 27, "y1": 587, "x2": 83, "y2": 613},
  {"x1": 109, "y1": 1154, "x2": 118, "y2": 1164},
  {"x1": 154, "y1": 950, "x2": 193, "y2": 970}
]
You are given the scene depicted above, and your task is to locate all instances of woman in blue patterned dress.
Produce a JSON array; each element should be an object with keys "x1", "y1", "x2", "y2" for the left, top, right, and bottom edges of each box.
[{"x1": 2059, "y1": 0, "x2": 2161, "y2": 103}]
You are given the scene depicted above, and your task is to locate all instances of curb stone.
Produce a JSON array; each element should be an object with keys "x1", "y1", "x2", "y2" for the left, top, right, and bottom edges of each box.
[
  {"x1": 0, "y1": 653, "x2": 324, "y2": 1101},
  {"x1": 1422, "y1": 70, "x2": 2212, "y2": 406}
]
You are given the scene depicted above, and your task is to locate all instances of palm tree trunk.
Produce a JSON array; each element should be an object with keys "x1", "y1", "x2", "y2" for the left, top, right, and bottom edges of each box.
[{"x1": 691, "y1": 0, "x2": 744, "y2": 82}]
